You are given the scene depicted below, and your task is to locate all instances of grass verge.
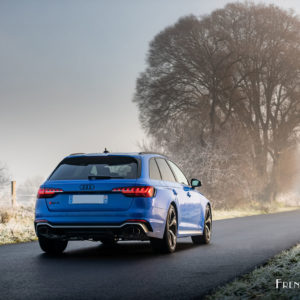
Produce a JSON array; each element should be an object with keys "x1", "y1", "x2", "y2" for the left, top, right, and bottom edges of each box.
[
  {"x1": 0, "y1": 205, "x2": 36, "y2": 245},
  {"x1": 205, "y1": 244, "x2": 300, "y2": 300}
]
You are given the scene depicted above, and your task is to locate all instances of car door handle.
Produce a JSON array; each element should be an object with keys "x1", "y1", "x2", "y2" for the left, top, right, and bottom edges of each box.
[
  {"x1": 172, "y1": 189, "x2": 177, "y2": 196},
  {"x1": 187, "y1": 192, "x2": 191, "y2": 197}
]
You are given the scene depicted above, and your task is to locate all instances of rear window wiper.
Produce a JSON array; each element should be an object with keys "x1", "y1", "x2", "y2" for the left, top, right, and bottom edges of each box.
[{"x1": 88, "y1": 175, "x2": 124, "y2": 180}]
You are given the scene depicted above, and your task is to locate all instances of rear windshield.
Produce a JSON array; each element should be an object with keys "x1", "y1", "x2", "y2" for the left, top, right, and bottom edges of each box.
[{"x1": 49, "y1": 156, "x2": 140, "y2": 180}]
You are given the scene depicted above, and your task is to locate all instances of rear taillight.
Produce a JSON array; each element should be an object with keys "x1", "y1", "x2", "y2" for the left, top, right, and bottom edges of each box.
[
  {"x1": 37, "y1": 188, "x2": 63, "y2": 198},
  {"x1": 112, "y1": 186, "x2": 155, "y2": 198}
]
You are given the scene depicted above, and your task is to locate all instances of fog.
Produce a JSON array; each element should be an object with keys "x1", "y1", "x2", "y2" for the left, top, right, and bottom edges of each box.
[{"x1": 0, "y1": 0, "x2": 300, "y2": 204}]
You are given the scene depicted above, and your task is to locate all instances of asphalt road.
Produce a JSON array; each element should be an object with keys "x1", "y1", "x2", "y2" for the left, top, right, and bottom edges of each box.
[{"x1": 1, "y1": 210, "x2": 300, "y2": 300}]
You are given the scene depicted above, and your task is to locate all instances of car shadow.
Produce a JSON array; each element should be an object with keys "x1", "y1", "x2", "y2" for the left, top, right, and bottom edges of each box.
[{"x1": 38, "y1": 240, "x2": 196, "y2": 261}]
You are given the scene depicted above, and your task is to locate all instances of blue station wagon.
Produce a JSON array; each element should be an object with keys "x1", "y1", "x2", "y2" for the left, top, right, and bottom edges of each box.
[{"x1": 35, "y1": 152, "x2": 212, "y2": 254}]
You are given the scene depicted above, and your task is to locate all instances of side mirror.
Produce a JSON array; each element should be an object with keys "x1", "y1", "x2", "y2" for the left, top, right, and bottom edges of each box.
[{"x1": 191, "y1": 178, "x2": 201, "y2": 188}]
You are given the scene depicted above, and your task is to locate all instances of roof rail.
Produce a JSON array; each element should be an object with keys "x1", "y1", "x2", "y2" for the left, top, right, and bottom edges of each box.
[
  {"x1": 69, "y1": 153, "x2": 85, "y2": 156},
  {"x1": 138, "y1": 151, "x2": 166, "y2": 156}
]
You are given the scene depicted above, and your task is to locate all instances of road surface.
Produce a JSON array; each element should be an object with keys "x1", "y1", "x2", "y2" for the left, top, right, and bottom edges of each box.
[{"x1": 1, "y1": 210, "x2": 300, "y2": 299}]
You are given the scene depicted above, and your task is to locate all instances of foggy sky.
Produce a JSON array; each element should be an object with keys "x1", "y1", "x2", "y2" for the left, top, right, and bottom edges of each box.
[{"x1": 1, "y1": 0, "x2": 300, "y2": 183}]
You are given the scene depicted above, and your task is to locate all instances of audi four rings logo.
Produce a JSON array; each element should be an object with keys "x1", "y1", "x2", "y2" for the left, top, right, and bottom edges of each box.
[{"x1": 80, "y1": 184, "x2": 95, "y2": 191}]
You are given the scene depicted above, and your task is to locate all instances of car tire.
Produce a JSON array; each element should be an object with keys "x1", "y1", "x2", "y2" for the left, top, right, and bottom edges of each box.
[
  {"x1": 151, "y1": 205, "x2": 177, "y2": 254},
  {"x1": 38, "y1": 236, "x2": 68, "y2": 254},
  {"x1": 191, "y1": 205, "x2": 212, "y2": 245}
]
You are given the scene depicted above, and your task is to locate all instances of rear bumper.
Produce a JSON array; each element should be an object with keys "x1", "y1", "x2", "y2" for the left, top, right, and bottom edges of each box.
[
  {"x1": 35, "y1": 198, "x2": 168, "y2": 239},
  {"x1": 35, "y1": 221, "x2": 151, "y2": 241}
]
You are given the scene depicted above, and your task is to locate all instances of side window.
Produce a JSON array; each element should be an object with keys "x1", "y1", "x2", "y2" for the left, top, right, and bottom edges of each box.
[
  {"x1": 149, "y1": 158, "x2": 161, "y2": 180},
  {"x1": 167, "y1": 160, "x2": 189, "y2": 186},
  {"x1": 155, "y1": 158, "x2": 176, "y2": 182}
]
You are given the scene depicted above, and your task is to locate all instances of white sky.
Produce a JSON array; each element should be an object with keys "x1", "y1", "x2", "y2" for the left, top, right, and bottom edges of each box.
[{"x1": 1, "y1": 0, "x2": 300, "y2": 183}]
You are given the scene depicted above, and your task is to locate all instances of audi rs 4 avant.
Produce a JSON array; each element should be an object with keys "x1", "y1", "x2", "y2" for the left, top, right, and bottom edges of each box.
[{"x1": 35, "y1": 152, "x2": 212, "y2": 254}]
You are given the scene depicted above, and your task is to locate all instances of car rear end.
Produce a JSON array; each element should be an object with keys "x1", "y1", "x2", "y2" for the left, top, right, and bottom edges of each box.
[{"x1": 35, "y1": 154, "x2": 156, "y2": 244}]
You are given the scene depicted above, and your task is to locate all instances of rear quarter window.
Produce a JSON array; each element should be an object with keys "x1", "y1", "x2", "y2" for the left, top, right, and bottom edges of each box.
[
  {"x1": 155, "y1": 158, "x2": 176, "y2": 183},
  {"x1": 149, "y1": 158, "x2": 162, "y2": 180}
]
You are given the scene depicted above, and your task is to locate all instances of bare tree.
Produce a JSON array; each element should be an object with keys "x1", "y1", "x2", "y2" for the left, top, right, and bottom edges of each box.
[
  {"x1": 134, "y1": 2, "x2": 300, "y2": 206},
  {"x1": 219, "y1": 3, "x2": 300, "y2": 201}
]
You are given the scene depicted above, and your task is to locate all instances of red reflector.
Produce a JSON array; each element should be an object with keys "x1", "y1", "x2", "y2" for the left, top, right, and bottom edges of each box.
[
  {"x1": 112, "y1": 186, "x2": 155, "y2": 197},
  {"x1": 35, "y1": 219, "x2": 48, "y2": 223},
  {"x1": 38, "y1": 188, "x2": 63, "y2": 198},
  {"x1": 126, "y1": 219, "x2": 147, "y2": 223}
]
